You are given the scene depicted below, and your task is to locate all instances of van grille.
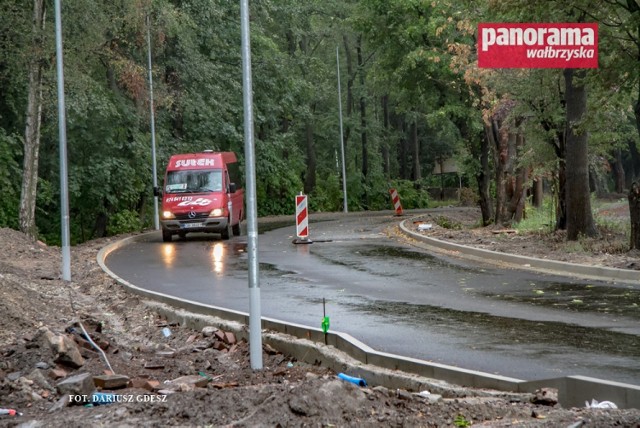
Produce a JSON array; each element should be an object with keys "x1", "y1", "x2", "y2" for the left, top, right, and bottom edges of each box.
[{"x1": 175, "y1": 212, "x2": 210, "y2": 221}]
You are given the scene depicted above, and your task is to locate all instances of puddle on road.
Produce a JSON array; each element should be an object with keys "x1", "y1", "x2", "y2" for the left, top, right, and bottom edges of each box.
[
  {"x1": 481, "y1": 282, "x2": 640, "y2": 319},
  {"x1": 352, "y1": 300, "x2": 640, "y2": 358},
  {"x1": 258, "y1": 263, "x2": 315, "y2": 284},
  {"x1": 360, "y1": 246, "x2": 439, "y2": 260},
  {"x1": 308, "y1": 255, "x2": 396, "y2": 276},
  {"x1": 312, "y1": 244, "x2": 481, "y2": 275},
  {"x1": 358, "y1": 246, "x2": 478, "y2": 272}
]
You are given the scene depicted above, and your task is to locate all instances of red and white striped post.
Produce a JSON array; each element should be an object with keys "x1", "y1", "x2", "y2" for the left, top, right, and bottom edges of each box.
[
  {"x1": 294, "y1": 193, "x2": 312, "y2": 244},
  {"x1": 389, "y1": 188, "x2": 403, "y2": 216}
]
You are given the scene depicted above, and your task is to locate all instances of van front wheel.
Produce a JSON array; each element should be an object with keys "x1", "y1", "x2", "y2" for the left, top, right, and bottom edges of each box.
[
  {"x1": 232, "y1": 222, "x2": 241, "y2": 236},
  {"x1": 221, "y1": 222, "x2": 231, "y2": 240},
  {"x1": 162, "y1": 230, "x2": 173, "y2": 242}
]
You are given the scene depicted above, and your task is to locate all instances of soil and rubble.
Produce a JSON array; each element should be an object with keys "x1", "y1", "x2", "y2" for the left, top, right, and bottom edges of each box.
[{"x1": 1, "y1": 207, "x2": 640, "y2": 427}]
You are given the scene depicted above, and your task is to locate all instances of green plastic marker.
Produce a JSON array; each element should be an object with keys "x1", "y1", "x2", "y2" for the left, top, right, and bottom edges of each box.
[
  {"x1": 322, "y1": 316, "x2": 330, "y2": 333},
  {"x1": 322, "y1": 298, "x2": 330, "y2": 344}
]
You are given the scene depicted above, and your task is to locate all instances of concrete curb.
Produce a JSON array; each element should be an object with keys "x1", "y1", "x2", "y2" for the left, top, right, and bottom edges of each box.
[
  {"x1": 399, "y1": 218, "x2": 640, "y2": 284},
  {"x1": 97, "y1": 231, "x2": 640, "y2": 409}
]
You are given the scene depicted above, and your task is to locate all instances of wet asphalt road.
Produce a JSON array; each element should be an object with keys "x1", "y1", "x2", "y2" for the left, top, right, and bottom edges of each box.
[{"x1": 105, "y1": 211, "x2": 640, "y2": 385}]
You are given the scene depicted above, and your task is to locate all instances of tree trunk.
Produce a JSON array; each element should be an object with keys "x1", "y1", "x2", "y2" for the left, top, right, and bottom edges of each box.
[
  {"x1": 504, "y1": 130, "x2": 518, "y2": 220},
  {"x1": 381, "y1": 95, "x2": 390, "y2": 178},
  {"x1": 613, "y1": 148, "x2": 626, "y2": 193},
  {"x1": 630, "y1": 181, "x2": 640, "y2": 250},
  {"x1": 356, "y1": 39, "x2": 368, "y2": 208},
  {"x1": 628, "y1": 139, "x2": 640, "y2": 187},
  {"x1": 356, "y1": 36, "x2": 368, "y2": 181},
  {"x1": 478, "y1": 126, "x2": 494, "y2": 225},
  {"x1": 490, "y1": 119, "x2": 510, "y2": 226},
  {"x1": 342, "y1": 34, "x2": 354, "y2": 155},
  {"x1": 397, "y1": 117, "x2": 409, "y2": 180},
  {"x1": 410, "y1": 120, "x2": 421, "y2": 181},
  {"x1": 564, "y1": 68, "x2": 597, "y2": 240},
  {"x1": 532, "y1": 177, "x2": 543, "y2": 208},
  {"x1": 19, "y1": 0, "x2": 46, "y2": 240},
  {"x1": 540, "y1": 119, "x2": 567, "y2": 230},
  {"x1": 303, "y1": 120, "x2": 316, "y2": 194},
  {"x1": 93, "y1": 211, "x2": 108, "y2": 239},
  {"x1": 556, "y1": 158, "x2": 567, "y2": 230},
  {"x1": 509, "y1": 134, "x2": 528, "y2": 222}
]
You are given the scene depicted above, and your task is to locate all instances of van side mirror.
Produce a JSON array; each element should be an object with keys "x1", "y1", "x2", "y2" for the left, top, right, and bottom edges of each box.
[
  {"x1": 228, "y1": 183, "x2": 237, "y2": 193},
  {"x1": 153, "y1": 186, "x2": 162, "y2": 197}
]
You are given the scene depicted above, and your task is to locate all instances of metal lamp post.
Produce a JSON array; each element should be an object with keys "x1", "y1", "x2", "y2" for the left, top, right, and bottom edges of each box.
[
  {"x1": 240, "y1": 0, "x2": 263, "y2": 370},
  {"x1": 146, "y1": 14, "x2": 160, "y2": 230},
  {"x1": 54, "y1": 0, "x2": 71, "y2": 281}
]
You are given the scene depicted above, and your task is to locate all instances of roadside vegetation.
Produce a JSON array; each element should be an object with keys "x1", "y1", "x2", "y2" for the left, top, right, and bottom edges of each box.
[{"x1": 513, "y1": 196, "x2": 632, "y2": 255}]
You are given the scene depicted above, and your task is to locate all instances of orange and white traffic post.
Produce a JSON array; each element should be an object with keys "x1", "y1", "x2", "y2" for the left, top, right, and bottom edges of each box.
[
  {"x1": 388, "y1": 188, "x2": 403, "y2": 216},
  {"x1": 294, "y1": 192, "x2": 312, "y2": 244}
]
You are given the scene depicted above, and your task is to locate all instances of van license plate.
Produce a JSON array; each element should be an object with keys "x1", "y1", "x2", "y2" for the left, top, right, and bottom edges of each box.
[{"x1": 183, "y1": 222, "x2": 203, "y2": 229}]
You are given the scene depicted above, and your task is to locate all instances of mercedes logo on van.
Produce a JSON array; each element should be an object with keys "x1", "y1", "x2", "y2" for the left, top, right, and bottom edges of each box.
[{"x1": 188, "y1": 211, "x2": 197, "y2": 219}]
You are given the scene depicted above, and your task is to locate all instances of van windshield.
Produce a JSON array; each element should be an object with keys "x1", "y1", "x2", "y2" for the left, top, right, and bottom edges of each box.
[{"x1": 165, "y1": 169, "x2": 223, "y2": 194}]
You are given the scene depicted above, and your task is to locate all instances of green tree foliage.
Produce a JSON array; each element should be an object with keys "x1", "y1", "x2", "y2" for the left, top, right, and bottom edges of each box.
[
  {"x1": 0, "y1": 130, "x2": 21, "y2": 228},
  {"x1": 2, "y1": 0, "x2": 640, "y2": 245},
  {"x1": 0, "y1": 1, "x2": 31, "y2": 134},
  {"x1": 356, "y1": 0, "x2": 478, "y2": 195}
]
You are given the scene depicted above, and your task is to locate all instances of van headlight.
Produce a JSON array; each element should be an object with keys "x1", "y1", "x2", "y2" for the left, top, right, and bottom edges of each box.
[
  {"x1": 162, "y1": 211, "x2": 175, "y2": 219},
  {"x1": 209, "y1": 208, "x2": 223, "y2": 217}
]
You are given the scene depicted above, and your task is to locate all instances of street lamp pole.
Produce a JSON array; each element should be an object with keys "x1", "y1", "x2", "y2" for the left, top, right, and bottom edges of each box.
[
  {"x1": 240, "y1": 0, "x2": 262, "y2": 370},
  {"x1": 146, "y1": 14, "x2": 159, "y2": 230},
  {"x1": 54, "y1": 0, "x2": 71, "y2": 281}
]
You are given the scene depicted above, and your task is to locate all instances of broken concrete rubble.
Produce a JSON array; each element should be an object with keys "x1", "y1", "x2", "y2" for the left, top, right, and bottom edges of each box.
[
  {"x1": 201, "y1": 326, "x2": 218, "y2": 337},
  {"x1": 130, "y1": 377, "x2": 160, "y2": 391},
  {"x1": 37, "y1": 327, "x2": 85, "y2": 369},
  {"x1": 223, "y1": 331, "x2": 236, "y2": 345},
  {"x1": 48, "y1": 368, "x2": 68, "y2": 380},
  {"x1": 93, "y1": 374, "x2": 130, "y2": 390},
  {"x1": 55, "y1": 372, "x2": 95, "y2": 399},
  {"x1": 162, "y1": 375, "x2": 209, "y2": 391},
  {"x1": 26, "y1": 368, "x2": 54, "y2": 392},
  {"x1": 531, "y1": 387, "x2": 559, "y2": 406}
]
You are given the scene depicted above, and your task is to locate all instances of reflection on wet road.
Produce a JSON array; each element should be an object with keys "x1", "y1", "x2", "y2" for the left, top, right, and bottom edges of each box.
[
  {"x1": 157, "y1": 238, "x2": 247, "y2": 276},
  {"x1": 106, "y1": 213, "x2": 640, "y2": 385}
]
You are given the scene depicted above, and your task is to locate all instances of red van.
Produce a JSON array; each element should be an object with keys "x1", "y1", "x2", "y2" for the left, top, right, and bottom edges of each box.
[{"x1": 159, "y1": 151, "x2": 244, "y2": 242}]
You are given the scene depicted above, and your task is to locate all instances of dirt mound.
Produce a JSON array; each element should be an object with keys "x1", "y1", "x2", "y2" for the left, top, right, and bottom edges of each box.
[{"x1": 0, "y1": 225, "x2": 639, "y2": 427}]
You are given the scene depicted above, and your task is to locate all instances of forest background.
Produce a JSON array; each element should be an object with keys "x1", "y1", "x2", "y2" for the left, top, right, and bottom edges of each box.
[{"x1": 2, "y1": 0, "x2": 640, "y2": 247}]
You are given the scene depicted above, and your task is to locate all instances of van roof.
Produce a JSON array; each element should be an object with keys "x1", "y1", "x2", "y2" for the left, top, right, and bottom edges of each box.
[{"x1": 167, "y1": 151, "x2": 237, "y2": 170}]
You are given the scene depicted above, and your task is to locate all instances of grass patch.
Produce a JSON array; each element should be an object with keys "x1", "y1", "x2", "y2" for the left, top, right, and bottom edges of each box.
[
  {"x1": 515, "y1": 198, "x2": 556, "y2": 234},
  {"x1": 434, "y1": 215, "x2": 463, "y2": 230},
  {"x1": 429, "y1": 199, "x2": 460, "y2": 208},
  {"x1": 515, "y1": 196, "x2": 630, "y2": 236}
]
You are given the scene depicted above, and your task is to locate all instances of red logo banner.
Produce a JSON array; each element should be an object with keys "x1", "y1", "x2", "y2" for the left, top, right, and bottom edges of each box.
[{"x1": 478, "y1": 23, "x2": 598, "y2": 69}]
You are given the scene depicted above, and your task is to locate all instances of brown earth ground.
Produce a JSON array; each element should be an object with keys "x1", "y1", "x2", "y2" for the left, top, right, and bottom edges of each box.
[{"x1": 0, "y1": 201, "x2": 639, "y2": 427}]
